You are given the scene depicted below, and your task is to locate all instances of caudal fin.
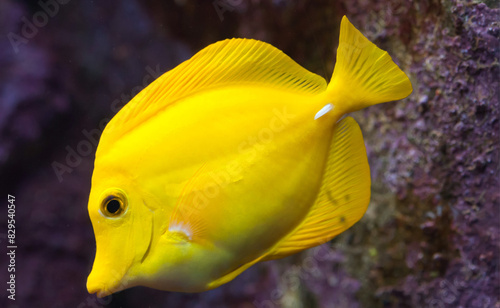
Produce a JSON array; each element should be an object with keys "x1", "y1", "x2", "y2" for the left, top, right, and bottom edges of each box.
[{"x1": 328, "y1": 16, "x2": 412, "y2": 113}]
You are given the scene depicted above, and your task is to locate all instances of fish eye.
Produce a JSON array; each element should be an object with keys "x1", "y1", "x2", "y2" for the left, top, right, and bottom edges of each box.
[
  {"x1": 105, "y1": 198, "x2": 122, "y2": 215},
  {"x1": 99, "y1": 189, "x2": 128, "y2": 218}
]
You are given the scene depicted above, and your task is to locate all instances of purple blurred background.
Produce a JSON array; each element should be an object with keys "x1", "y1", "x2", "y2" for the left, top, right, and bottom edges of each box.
[{"x1": 0, "y1": 0, "x2": 498, "y2": 307}]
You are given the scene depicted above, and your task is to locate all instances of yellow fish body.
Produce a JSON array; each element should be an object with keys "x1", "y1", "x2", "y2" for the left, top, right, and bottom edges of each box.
[{"x1": 87, "y1": 16, "x2": 412, "y2": 296}]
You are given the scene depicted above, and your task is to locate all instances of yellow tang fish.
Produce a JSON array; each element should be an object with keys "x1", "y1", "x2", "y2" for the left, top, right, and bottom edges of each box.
[{"x1": 87, "y1": 16, "x2": 412, "y2": 297}]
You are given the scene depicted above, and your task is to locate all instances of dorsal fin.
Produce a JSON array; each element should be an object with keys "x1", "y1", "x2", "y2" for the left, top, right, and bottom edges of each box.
[
  {"x1": 104, "y1": 39, "x2": 327, "y2": 140},
  {"x1": 262, "y1": 117, "x2": 371, "y2": 260}
]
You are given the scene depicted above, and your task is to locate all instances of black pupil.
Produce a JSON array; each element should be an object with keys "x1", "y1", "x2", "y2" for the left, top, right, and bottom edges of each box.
[{"x1": 106, "y1": 199, "x2": 121, "y2": 214}]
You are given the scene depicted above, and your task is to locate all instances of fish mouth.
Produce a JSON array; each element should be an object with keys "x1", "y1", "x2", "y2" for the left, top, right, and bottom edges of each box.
[
  {"x1": 87, "y1": 282, "x2": 113, "y2": 298},
  {"x1": 87, "y1": 265, "x2": 129, "y2": 298},
  {"x1": 87, "y1": 276, "x2": 130, "y2": 298},
  {"x1": 87, "y1": 285, "x2": 113, "y2": 299}
]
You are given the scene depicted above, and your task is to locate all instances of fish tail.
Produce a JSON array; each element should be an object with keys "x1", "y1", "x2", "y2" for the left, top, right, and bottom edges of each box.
[{"x1": 326, "y1": 16, "x2": 412, "y2": 113}]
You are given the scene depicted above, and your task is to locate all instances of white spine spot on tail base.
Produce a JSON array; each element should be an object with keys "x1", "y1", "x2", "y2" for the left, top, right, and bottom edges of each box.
[{"x1": 314, "y1": 103, "x2": 333, "y2": 120}]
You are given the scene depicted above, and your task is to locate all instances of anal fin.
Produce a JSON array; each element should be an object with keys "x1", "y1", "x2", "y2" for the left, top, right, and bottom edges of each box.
[
  {"x1": 263, "y1": 117, "x2": 371, "y2": 260},
  {"x1": 206, "y1": 255, "x2": 265, "y2": 290}
]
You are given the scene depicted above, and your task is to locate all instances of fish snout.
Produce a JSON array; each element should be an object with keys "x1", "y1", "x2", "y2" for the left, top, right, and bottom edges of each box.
[
  {"x1": 87, "y1": 278, "x2": 108, "y2": 298},
  {"x1": 87, "y1": 266, "x2": 128, "y2": 298},
  {"x1": 87, "y1": 273, "x2": 113, "y2": 298},
  {"x1": 86, "y1": 283, "x2": 110, "y2": 298}
]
